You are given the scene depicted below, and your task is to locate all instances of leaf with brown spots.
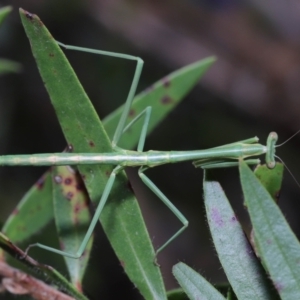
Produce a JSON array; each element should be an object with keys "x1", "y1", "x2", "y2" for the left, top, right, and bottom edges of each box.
[
  {"x1": 52, "y1": 166, "x2": 91, "y2": 287},
  {"x1": 20, "y1": 8, "x2": 166, "y2": 299}
]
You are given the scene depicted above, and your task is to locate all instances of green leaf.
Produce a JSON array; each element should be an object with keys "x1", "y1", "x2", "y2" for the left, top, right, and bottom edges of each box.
[
  {"x1": 0, "y1": 7, "x2": 22, "y2": 75},
  {"x1": 203, "y1": 170, "x2": 276, "y2": 300},
  {"x1": 52, "y1": 166, "x2": 92, "y2": 289},
  {"x1": 0, "y1": 59, "x2": 22, "y2": 75},
  {"x1": 172, "y1": 262, "x2": 225, "y2": 300},
  {"x1": 19, "y1": 8, "x2": 166, "y2": 299},
  {"x1": 167, "y1": 288, "x2": 189, "y2": 300},
  {"x1": 2, "y1": 170, "x2": 53, "y2": 243},
  {"x1": 254, "y1": 163, "x2": 284, "y2": 203},
  {"x1": 240, "y1": 160, "x2": 300, "y2": 299},
  {"x1": 251, "y1": 163, "x2": 284, "y2": 257},
  {"x1": 0, "y1": 6, "x2": 12, "y2": 26}
]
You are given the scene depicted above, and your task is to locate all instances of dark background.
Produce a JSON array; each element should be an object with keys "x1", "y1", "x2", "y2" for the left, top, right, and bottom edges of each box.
[{"x1": 1, "y1": 1, "x2": 300, "y2": 299}]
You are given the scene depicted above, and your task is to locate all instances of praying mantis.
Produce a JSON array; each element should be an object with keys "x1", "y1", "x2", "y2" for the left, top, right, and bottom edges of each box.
[{"x1": 0, "y1": 10, "x2": 281, "y2": 264}]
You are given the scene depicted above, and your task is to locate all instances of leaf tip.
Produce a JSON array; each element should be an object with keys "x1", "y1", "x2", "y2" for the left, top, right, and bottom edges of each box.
[{"x1": 19, "y1": 8, "x2": 41, "y2": 24}]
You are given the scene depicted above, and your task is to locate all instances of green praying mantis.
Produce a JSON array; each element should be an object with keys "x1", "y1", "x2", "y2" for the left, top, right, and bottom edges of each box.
[{"x1": 0, "y1": 9, "x2": 286, "y2": 264}]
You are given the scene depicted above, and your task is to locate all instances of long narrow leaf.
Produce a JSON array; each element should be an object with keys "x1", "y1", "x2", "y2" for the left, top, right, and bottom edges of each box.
[
  {"x1": 240, "y1": 161, "x2": 300, "y2": 299},
  {"x1": 2, "y1": 170, "x2": 53, "y2": 243},
  {"x1": 52, "y1": 166, "x2": 92, "y2": 289},
  {"x1": 20, "y1": 8, "x2": 166, "y2": 299},
  {"x1": 0, "y1": 6, "x2": 12, "y2": 26},
  {"x1": 0, "y1": 59, "x2": 22, "y2": 75},
  {"x1": 203, "y1": 170, "x2": 276, "y2": 299},
  {"x1": 0, "y1": 6, "x2": 22, "y2": 75},
  {"x1": 173, "y1": 262, "x2": 225, "y2": 300}
]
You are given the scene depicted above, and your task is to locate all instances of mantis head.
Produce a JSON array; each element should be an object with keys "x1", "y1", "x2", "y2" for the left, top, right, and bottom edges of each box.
[{"x1": 266, "y1": 132, "x2": 278, "y2": 169}]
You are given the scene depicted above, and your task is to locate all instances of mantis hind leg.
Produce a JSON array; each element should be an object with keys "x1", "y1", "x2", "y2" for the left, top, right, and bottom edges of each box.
[
  {"x1": 24, "y1": 165, "x2": 123, "y2": 259},
  {"x1": 138, "y1": 166, "x2": 189, "y2": 263},
  {"x1": 57, "y1": 41, "x2": 144, "y2": 147}
]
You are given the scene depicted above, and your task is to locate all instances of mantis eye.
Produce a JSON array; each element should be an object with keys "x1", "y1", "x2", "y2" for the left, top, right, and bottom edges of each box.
[{"x1": 266, "y1": 132, "x2": 278, "y2": 169}]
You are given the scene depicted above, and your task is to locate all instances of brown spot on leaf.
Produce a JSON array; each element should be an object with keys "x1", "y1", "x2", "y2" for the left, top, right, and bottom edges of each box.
[
  {"x1": 49, "y1": 53, "x2": 54, "y2": 57},
  {"x1": 162, "y1": 77, "x2": 171, "y2": 87},
  {"x1": 36, "y1": 177, "x2": 45, "y2": 190},
  {"x1": 120, "y1": 260, "x2": 125, "y2": 268},
  {"x1": 74, "y1": 203, "x2": 81, "y2": 213},
  {"x1": 66, "y1": 192, "x2": 74, "y2": 200},
  {"x1": 17, "y1": 225, "x2": 27, "y2": 232},
  {"x1": 161, "y1": 95, "x2": 173, "y2": 105},
  {"x1": 76, "y1": 183, "x2": 84, "y2": 191},
  {"x1": 12, "y1": 209, "x2": 19, "y2": 215},
  {"x1": 129, "y1": 109, "x2": 135, "y2": 117},
  {"x1": 25, "y1": 12, "x2": 33, "y2": 21},
  {"x1": 89, "y1": 141, "x2": 95, "y2": 147},
  {"x1": 64, "y1": 178, "x2": 72, "y2": 185},
  {"x1": 76, "y1": 281, "x2": 83, "y2": 293}
]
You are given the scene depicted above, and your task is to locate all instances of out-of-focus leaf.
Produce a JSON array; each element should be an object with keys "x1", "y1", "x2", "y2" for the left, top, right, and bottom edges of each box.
[
  {"x1": 254, "y1": 163, "x2": 284, "y2": 203},
  {"x1": 0, "y1": 59, "x2": 22, "y2": 75},
  {"x1": 240, "y1": 160, "x2": 300, "y2": 300},
  {"x1": 0, "y1": 6, "x2": 12, "y2": 26},
  {"x1": 173, "y1": 262, "x2": 225, "y2": 300},
  {"x1": 0, "y1": 7, "x2": 21, "y2": 75},
  {"x1": 2, "y1": 170, "x2": 53, "y2": 243},
  {"x1": 203, "y1": 170, "x2": 277, "y2": 299}
]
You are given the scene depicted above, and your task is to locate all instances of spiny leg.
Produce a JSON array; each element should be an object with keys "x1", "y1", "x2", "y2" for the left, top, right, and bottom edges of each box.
[
  {"x1": 138, "y1": 166, "x2": 189, "y2": 264},
  {"x1": 24, "y1": 165, "x2": 123, "y2": 259},
  {"x1": 56, "y1": 41, "x2": 144, "y2": 148}
]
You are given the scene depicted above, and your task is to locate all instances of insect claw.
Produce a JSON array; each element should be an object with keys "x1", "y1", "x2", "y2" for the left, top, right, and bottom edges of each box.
[
  {"x1": 153, "y1": 256, "x2": 161, "y2": 267},
  {"x1": 20, "y1": 250, "x2": 28, "y2": 260},
  {"x1": 21, "y1": 243, "x2": 36, "y2": 260}
]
